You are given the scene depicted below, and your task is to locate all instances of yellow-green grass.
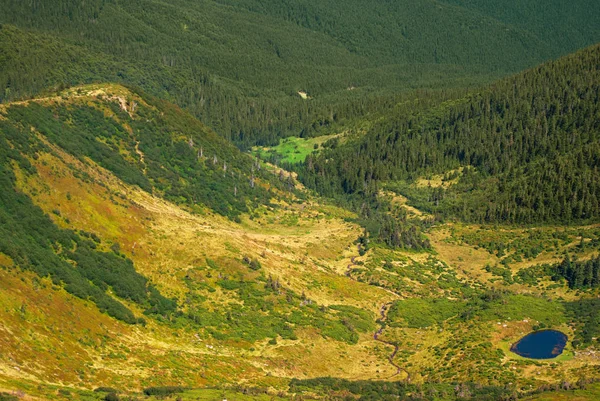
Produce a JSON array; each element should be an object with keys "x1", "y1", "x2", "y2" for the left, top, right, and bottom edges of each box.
[
  {"x1": 3, "y1": 101, "x2": 398, "y2": 392},
  {"x1": 356, "y1": 222, "x2": 600, "y2": 388},
  {"x1": 415, "y1": 167, "x2": 465, "y2": 189},
  {"x1": 4, "y1": 84, "x2": 600, "y2": 397},
  {"x1": 427, "y1": 223, "x2": 600, "y2": 306}
]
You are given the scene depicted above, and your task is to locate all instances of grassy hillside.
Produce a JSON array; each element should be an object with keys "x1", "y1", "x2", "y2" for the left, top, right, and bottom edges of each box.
[
  {"x1": 0, "y1": 85, "x2": 399, "y2": 393},
  {"x1": 1, "y1": 0, "x2": 600, "y2": 147},
  {"x1": 0, "y1": 83, "x2": 296, "y2": 325}
]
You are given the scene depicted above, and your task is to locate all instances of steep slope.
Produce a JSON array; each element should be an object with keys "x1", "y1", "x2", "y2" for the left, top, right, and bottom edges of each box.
[
  {"x1": 1, "y1": 84, "x2": 278, "y2": 219},
  {"x1": 299, "y1": 43, "x2": 600, "y2": 225},
  {"x1": 1, "y1": 0, "x2": 600, "y2": 147}
]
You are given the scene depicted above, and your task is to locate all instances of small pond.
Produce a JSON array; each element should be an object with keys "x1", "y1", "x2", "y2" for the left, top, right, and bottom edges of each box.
[{"x1": 510, "y1": 329, "x2": 568, "y2": 359}]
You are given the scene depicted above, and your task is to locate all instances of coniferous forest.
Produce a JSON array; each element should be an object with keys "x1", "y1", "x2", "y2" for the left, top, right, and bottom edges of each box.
[
  {"x1": 299, "y1": 44, "x2": 600, "y2": 225},
  {"x1": 2, "y1": 0, "x2": 600, "y2": 148}
]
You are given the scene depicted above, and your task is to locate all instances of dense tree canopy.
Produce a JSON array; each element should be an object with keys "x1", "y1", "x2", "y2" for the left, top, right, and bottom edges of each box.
[
  {"x1": 1, "y1": 0, "x2": 600, "y2": 148},
  {"x1": 298, "y1": 44, "x2": 600, "y2": 225}
]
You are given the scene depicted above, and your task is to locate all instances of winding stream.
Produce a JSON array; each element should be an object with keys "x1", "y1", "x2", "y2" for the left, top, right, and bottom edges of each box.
[
  {"x1": 347, "y1": 251, "x2": 409, "y2": 381},
  {"x1": 373, "y1": 303, "x2": 411, "y2": 381}
]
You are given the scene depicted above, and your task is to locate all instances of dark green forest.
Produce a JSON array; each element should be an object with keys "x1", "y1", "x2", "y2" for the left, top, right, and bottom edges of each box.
[
  {"x1": 2, "y1": 0, "x2": 600, "y2": 148},
  {"x1": 554, "y1": 254, "x2": 600, "y2": 290},
  {"x1": 298, "y1": 44, "x2": 600, "y2": 225}
]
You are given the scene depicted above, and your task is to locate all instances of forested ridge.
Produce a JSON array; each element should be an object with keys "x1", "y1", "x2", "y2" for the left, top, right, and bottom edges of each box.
[
  {"x1": 1, "y1": 86, "x2": 286, "y2": 219},
  {"x1": 299, "y1": 44, "x2": 600, "y2": 225},
  {"x1": 2, "y1": 0, "x2": 600, "y2": 148},
  {"x1": 0, "y1": 101, "x2": 176, "y2": 323}
]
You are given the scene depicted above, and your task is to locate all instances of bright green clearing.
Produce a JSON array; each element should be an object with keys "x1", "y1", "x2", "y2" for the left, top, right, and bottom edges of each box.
[{"x1": 252, "y1": 134, "x2": 339, "y2": 164}]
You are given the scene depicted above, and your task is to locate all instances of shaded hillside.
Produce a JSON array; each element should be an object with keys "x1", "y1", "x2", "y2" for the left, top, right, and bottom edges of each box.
[
  {"x1": 299, "y1": 44, "x2": 600, "y2": 224},
  {"x1": 2, "y1": 0, "x2": 600, "y2": 147},
  {"x1": 439, "y1": 0, "x2": 600, "y2": 55}
]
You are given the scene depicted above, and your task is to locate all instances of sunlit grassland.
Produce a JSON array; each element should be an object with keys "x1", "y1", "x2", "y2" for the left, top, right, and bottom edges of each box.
[
  {"x1": 2, "y1": 89, "x2": 401, "y2": 394},
  {"x1": 350, "y1": 198, "x2": 600, "y2": 389}
]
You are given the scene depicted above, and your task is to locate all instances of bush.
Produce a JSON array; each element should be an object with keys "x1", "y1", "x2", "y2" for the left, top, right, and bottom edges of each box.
[
  {"x1": 249, "y1": 259, "x2": 262, "y2": 270},
  {"x1": 94, "y1": 387, "x2": 119, "y2": 393},
  {"x1": 104, "y1": 393, "x2": 120, "y2": 401},
  {"x1": 243, "y1": 256, "x2": 262, "y2": 270},
  {"x1": 142, "y1": 386, "x2": 187, "y2": 396}
]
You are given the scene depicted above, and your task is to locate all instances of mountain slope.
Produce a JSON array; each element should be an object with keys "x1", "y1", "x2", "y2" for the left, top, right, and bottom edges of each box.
[
  {"x1": 299, "y1": 43, "x2": 600, "y2": 224},
  {"x1": 1, "y1": 84, "x2": 280, "y2": 218},
  {"x1": 439, "y1": 0, "x2": 600, "y2": 55},
  {"x1": 0, "y1": 84, "x2": 402, "y2": 394},
  {"x1": 1, "y1": 84, "x2": 600, "y2": 400},
  {"x1": 0, "y1": 83, "x2": 283, "y2": 325}
]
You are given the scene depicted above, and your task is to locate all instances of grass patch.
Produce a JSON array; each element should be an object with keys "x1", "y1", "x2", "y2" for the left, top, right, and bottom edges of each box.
[
  {"x1": 252, "y1": 134, "x2": 339, "y2": 164},
  {"x1": 388, "y1": 298, "x2": 464, "y2": 328}
]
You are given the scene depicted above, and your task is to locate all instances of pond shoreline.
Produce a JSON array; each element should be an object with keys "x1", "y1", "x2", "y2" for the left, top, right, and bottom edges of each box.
[{"x1": 510, "y1": 329, "x2": 568, "y2": 359}]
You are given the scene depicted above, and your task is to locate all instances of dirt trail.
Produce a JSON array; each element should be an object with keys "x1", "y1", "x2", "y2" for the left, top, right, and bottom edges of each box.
[{"x1": 134, "y1": 140, "x2": 147, "y2": 174}]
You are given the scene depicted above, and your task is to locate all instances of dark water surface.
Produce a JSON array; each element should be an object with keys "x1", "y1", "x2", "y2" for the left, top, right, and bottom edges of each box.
[{"x1": 510, "y1": 330, "x2": 568, "y2": 359}]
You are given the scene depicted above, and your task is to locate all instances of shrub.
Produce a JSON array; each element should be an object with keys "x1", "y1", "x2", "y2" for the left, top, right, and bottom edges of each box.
[
  {"x1": 94, "y1": 387, "x2": 119, "y2": 393},
  {"x1": 142, "y1": 386, "x2": 187, "y2": 396},
  {"x1": 104, "y1": 393, "x2": 120, "y2": 401}
]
